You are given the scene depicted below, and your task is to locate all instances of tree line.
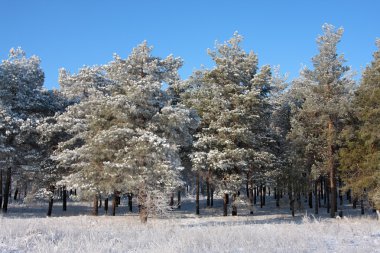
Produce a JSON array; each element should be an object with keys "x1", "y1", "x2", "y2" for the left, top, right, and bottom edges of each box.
[{"x1": 0, "y1": 24, "x2": 378, "y2": 222}]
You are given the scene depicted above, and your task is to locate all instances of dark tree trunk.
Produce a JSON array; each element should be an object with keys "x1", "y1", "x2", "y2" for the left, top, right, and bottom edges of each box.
[
  {"x1": 276, "y1": 188, "x2": 280, "y2": 207},
  {"x1": 253, "y1": 187, "x2": 257, "y2": 205},
  {"x1": 112, "y1": 192, "x2": 117, "y2": 216},
  {"x1": 196, "y1": 173, "x2": 200, "y2": 215},
  {"x1": 47, "y1": 196, "x2": 54, "y2": 217},
  {"x1": 98, "y1": 195, "x2": 102, "y2": 208},
  {"x1": 347, "y1": 189, "x2": 352, "y2": 203},
  {"x1": 210, "y1": 187, "x2": 214, "y2": 207},
  {"x1": 327, "y1": 186, "x2": 330, "y2": 213},
  {"x1": 314, "y1": 181, "x2": 319, "y2": 214},
  {"x1": 223, "y1": 193, "x2": 229, "y2": 216},
  {"x1": 353, "y1": 197, "x2": 358, "y2": 209},
  {"x1": 104, "y1": 198, "x2": 108, "y2": 214},
  {"x1": 14, "y1": 188, "x2": 19, "y2": 200},
  {"x1": 170, "y1": 193, "x2": 174, "y2": 207},
  {"x1": 206, "y1": 177, "x2": 210, "y2": 207},
  {"x1": 290, "y1": 191, "x2": 295, "y2": 217},
  {"x1": 262, "y1": 186, "x2": 266, "y2": 206},
  {"x1": 308, "y1": 190, "x2": 313, "y2": 209},
  {"x1": 0, "y1": 169, "x2": 3, "y2": 208},
  {"x1": 2, "y1": 167, "x2": 11, "y2": 213},
  {"x1": 231, "y1": 193, "x2": 237, "y2": 216},
  {"x1": 260, "y1": 186, "x2": 263, "y2": 208},
  {"x1": 128, "y1": 193, "x2": 133, "y2": 212},
  {"x1": 93, "y1": 194, "x2": 99, "y2": 216},
  {"x1": 177, "y1": 191, "x2": 181, "y2": 209},
  {"x1": 62, "y1": 187, "x2": 67, "y2": 211},
  {"x1": 268, "y1": 187, "x2": 270, "y2": 196},
  {"x1": 361, "y1": 198, "x2": 365, "y2": 215},
  {"x1": 249, "y1": 185, "x2": 254, "y2": 214}
]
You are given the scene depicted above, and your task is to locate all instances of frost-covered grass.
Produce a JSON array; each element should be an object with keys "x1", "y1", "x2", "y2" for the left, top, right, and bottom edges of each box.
[
  {"x1": 1, "y1": 215, "x2": 379, "y2": 252},
  {"x1": 1, "y1": 196, "x2": 379, "y2": 252}
]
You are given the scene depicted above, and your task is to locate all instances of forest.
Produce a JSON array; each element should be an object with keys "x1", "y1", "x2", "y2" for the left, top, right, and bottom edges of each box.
[{"x1": 0, "y1": 23, "x2": 379, "y2": 225}]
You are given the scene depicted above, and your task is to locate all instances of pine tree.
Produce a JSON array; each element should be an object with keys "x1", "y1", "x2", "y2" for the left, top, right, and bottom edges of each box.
[
  {"x1": 340, "y1": 39, "x2": 380, "y2": 211},
  {"x1": 288, "y1": 24, "x2": 354, "y2": 218}
]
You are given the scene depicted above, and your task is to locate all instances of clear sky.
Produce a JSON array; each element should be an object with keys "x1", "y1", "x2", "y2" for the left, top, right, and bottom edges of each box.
[{"x1": 1, "y1": 0, "x2": 379, "y2": 90}]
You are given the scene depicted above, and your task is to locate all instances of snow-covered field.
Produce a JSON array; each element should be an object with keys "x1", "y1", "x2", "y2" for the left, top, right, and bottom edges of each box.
[{"x1": 1, "y1": 197, "x2": 379, "y2": 253}]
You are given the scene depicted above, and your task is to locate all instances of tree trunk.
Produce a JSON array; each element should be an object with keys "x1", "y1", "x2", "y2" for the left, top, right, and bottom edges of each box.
[
  {"x1": 47, "y1": 196, "x2": 54, "y2": 217},
  {"x1": 177, "y1": 191, "x2": 181, "y2": 209},
  {"x1": 2, "y1": 167, "x2": 11, "y2": 213},
  {"x1": 347, "y1": 189, "x2": 352, "y2": 203},
  {"x1": 231, "y1": 193, "x2": 237, "y2": 216},
  {"x1": 223, "y1": 193, "x2": 229, "y2": 216},
  {"x1": 314, "y1": 180, "x2": 319, "y2": 214},
  {"x1": 308, "y1": 189, "x2": 313, "y2": 209},
  {"x1": 13, "y1": 188, "x2": 19, "y2": 200},
  {"x1": 276, "y1": 188, "x2": 280, "y2": 207},
  {"x1": 353, "y1": 197, "x2": 358, "y2": 209},
  {"x1": 104, "y1": 198, "x2": 108, "y2": 214},
  {"x1": 139, "y1": 190, "x2": 148, "y2": 223},
  {"x1": 128, "y1": 193, "x2": 133, "y2": 212},
  {"x1": 328, "y1": 119, "x2": 337, "y2": 218},
  {"x1": 249, "y1": 185, "x2": 254, "y2": 214},
  {"x1": 253, "y1": 187, "x2": 257, "y2": 205},
  {"x1": 290, "y1": 190, "x2": 295, "y2": 217},
  {"x1": 206, "y1": 177, "x2": 210, "y2": 207},
  {"x1": 62, "y1": 187, "x2": 67, "y2": 211},
  {"x1": 98, "y1": 194, "x2": 102, "y2": 208},
  {"x1": 170, "y1": 192, "x2": 174, "y2": 207},
  {"x1": 196, "y1": 173, "x2": 200, "y2": 215},
  {"x1": 93, "y1": 194, "x2": 99, "y2": 216},
  {"x1": 262, "y1": 186, "x2": 266, "y2": 206},
  {"x1": 260, "y1": 186, "x2": 263, "y2": 208},
  {"x1": 361, "y1": 198, "x2": 365, "y2": 215},
  {"x1": 112, "y1": 192, "x2": 117, "y2": 216},
  {"x1": 326, "y1": 185, "x2": 330, "y2": 213}
]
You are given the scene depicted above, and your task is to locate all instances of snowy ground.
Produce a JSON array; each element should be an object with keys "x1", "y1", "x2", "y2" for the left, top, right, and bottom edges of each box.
[{"x1": 0, "y1": 195, "x2": 379, "y2": 253}]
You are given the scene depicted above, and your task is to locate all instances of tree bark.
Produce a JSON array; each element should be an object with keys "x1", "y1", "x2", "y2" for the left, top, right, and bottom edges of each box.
[
  {"x1": 328, "y1": 119, "x2": 337, "y2": 218},
  {"x1": 223, "y1": 193, "x2": 229, "y2": 216},
  {"x1": 98, "y1": 194, "x2": 102, "y2": 208},
  {"x1": 206, "y1": 176, "x2": 210, "y2": 207},
  {"x1": 112, "y1": 191, "x2": 117, "y2": 216},
  {"x1": 276, "y1": 188, "x2": 280, "y2": 207},
  {"x1": 2, "y1": 167, "x2": 11, "y2": 213},
  {"x1": 170, "y1": 192, "x2": 174, "y2": 207},
  {"x1": 196, "y1": 173, "x2": 200, "y2": 215},
  {"x1": 128, "y1": 193, "x2": 133, "y2": 212},
  {"x1": 314, "y1": 180, "x2": 319, "y2": 214},
  {"x1": 139, "y1": 190, "x2": 148, "y2": 223},
  {"x1": 47, "y1": 196, "x2": 54, "y2": 217},
  {"x1": 361, "y1": 198, "x2": 365, "y2": 215},
  {"x1": 210, "y1": 186, "x2": 214, "y2": 207},
  {"x1": 249, "y1": 185, "x2": 254, "y2": 214},
  {"x1": 13, "y1": 188, "x2": 19, "y2": 200},
  {"x1": 177, "y1": 190, "x2": 181, "y2": 209},
  {"x1": 307, "y1": 188, "x2": 312, "y2": 208},
  {"x1": 93, "y1": 194, "x2": 99, "y2": 216},
  {"x1": 231, "y1": 193, "x2": 237, "y2": 216},
  {"x1": 104, "y1": 198, "x2": 108, "y2": 214},
  {"x1": 253, "y1": 187, "x2": 257, "y2": 205},
  {"x1": 62, "y1": 187, "x2": 67, "y2": 211},
  {"x1": 262, "y1": 186, "x2": 266, "y2": 206},
  {"x1": 260, "y1": 186, "x2": 263, "y2": 208}
]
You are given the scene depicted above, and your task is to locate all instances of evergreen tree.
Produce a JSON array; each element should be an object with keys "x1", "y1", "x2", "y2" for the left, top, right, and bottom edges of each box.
[
  {"x1": 288, "y1": 24, "x2": 354, "y2": 217},
  {"x1": 340, "y1": 39, "x2": 380, "y2": 211}
]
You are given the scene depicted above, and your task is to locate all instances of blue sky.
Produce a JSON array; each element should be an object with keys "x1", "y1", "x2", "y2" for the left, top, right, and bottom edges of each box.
[{"x1": 1, "y1": 0, "x2": 379, "y2": 89}]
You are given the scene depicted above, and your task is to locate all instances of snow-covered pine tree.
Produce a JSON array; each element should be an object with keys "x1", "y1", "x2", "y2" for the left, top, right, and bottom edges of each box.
[
  {"x1": 288, "y1": 24, "x2": 354, "y2": 218},
  {"x1": 0, "y1": 48, "x2": 64, "y2": 213},
  {"x1": 182, "y1": 33, "x2": 276, "y2": 216},
  {"x1": 53, "y1": 42, "x2": 198, "y2": 222}
]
